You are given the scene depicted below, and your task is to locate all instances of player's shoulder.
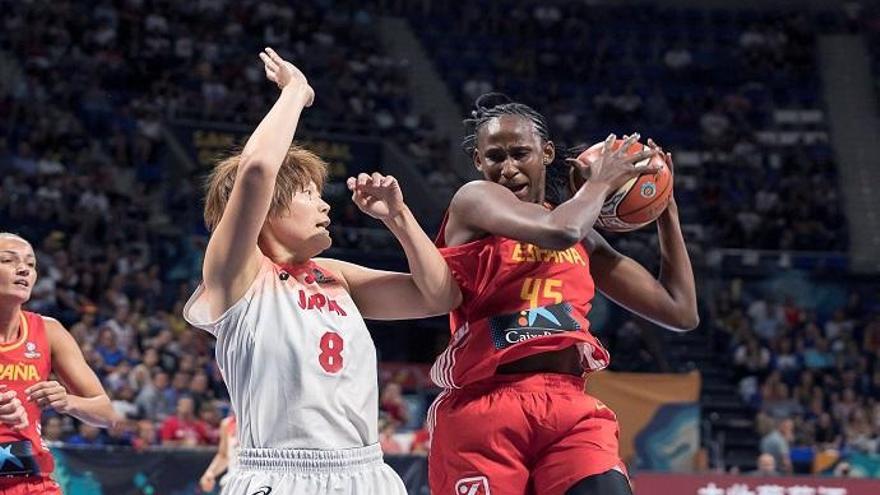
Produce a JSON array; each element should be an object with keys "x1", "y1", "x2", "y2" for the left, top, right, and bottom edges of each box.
[
  {"x1": 311, "y1": 258, "x2": 353, "y2": 292},
  {"x1": 23, "y1": 313, "x2": 64, "y2": 332},
  {"x1": 40, "y1": 316, "x2": 67, "y2": 344},
  {"x1": 451, "y1": 180, "x2": 500, "y2": 205},
  {"x1": 38, "y1": 315, "x2": 62, "y2": 326},
  {"x1": 33, "y1": 315, "x2": 70, "y2": 350}
]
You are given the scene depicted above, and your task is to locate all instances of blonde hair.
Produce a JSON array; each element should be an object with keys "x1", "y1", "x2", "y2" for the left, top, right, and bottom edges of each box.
[
  {"x1": 0, "y1": 233, "x2": 30, "y2": 246},
  {"x1": 204, "y1": 145, "x2": 328, "y2": 231}
]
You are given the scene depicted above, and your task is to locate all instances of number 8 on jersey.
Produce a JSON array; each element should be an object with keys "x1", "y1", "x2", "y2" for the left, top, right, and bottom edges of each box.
[{"x1": 319, "y1": 331, "x2": 344, "y2": 374}]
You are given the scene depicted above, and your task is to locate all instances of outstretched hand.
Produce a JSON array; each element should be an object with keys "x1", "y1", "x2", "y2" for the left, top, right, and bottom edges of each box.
[
  {"x1": 347, "y1": 172, "x2": 406, "y2": 221},
  {"x1": 259, "y1": 47, "x2": 314, "y2": 106}
]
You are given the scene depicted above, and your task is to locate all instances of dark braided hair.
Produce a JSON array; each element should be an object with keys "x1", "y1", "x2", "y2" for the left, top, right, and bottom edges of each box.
[
  {"x1": 545, "y1": 142, "x2": 592, "y2": 206},
  {"x1": 461, "y1": 93, "x2": 550, "y2": 156},
  {"x1": 463, "y1": 92, "x2": 576, "y2": 205}
]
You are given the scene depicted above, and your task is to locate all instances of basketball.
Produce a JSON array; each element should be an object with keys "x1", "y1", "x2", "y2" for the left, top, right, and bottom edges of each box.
[{"x1": 569, "y1": 139, "x2": 673, "y2": 232}]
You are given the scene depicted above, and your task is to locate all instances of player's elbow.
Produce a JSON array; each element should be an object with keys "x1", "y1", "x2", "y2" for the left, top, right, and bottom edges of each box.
[
  {"x1": 672, "y1": 311, "x2": 700, "y2": 332},
  {"x1": 425, "y1": 286, "x2": 463, "y2": 315},
  {"x1": 237, "y1": 158, "x2": 275, "y2": 183},
  {"x1": 541, "y1": 226, "x2": 583, "y2": 251}
]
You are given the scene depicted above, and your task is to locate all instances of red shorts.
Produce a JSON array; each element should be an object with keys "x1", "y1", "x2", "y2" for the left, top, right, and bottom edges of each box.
[
  {"x1": 0, "y1": 477, "x2": 60, "y2": 495},
  {"x1": 429, "y1": 373, "x2": 627, "y2": 495}
]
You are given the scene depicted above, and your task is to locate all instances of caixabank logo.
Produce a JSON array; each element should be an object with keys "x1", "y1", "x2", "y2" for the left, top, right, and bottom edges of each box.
[{"x1": 489, "y1": 302, "x2": 581, "y2": 349}]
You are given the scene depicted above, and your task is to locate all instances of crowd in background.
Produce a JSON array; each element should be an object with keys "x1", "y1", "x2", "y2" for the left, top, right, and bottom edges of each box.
[{"x1": 714, "y1": 282, "x2": 880, "y2": 474}]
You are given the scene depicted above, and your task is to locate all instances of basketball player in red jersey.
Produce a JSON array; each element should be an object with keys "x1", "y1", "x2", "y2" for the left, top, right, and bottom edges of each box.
[
  {"x1": 199, "y1": 414, "x2": 237, "y2": 493},
  {"x1": 427, "y1": 94, "x2": 698, "y2": 495},
  {"x1": 0, "y1": 232, "x2": 120, "y2": 494}
]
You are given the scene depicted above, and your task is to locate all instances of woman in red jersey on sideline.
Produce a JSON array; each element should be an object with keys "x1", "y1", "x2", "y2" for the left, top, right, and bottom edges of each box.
[
  {"x1": 427, "y1": 94, "x2": 698, "y2": 495},
  {"x1": 0, "y1": 232, "x2": 120, "y2": 494}
]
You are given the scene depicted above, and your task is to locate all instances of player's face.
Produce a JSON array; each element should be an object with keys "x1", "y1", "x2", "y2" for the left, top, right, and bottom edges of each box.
[
  {"x1": 263, "y1": 181, "x2": 332, "y2": 260},
  {"x1": 474, "y1": 115, "x2": 555, "y2": 204},
  {"x1": 0, "y1": 238, "x2": 37, "y2": 305}
]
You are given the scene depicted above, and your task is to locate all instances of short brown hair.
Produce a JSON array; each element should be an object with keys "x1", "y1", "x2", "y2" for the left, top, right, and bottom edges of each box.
[{"x1": 204, "y1": 145, "x2": 328, "y2": 231}]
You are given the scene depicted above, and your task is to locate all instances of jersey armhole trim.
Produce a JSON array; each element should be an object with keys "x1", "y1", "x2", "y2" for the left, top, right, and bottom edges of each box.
[{"x1": 183, "y1": 257, "x2": 271, "y2": 332}]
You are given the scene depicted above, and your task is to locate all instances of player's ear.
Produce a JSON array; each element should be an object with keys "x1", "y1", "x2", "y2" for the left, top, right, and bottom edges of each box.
[
  {"x1": 473, "y1": 150, "x2": 484, "y2": 173},
  {"x1": 542, "y1": 140, "x2": 556, "y2": 167}
]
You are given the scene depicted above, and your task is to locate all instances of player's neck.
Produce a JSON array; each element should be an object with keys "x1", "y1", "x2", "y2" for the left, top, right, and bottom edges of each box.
[
  {"x1": 0, "y1": 304, "x2": 22, "y2": 343},
  {"x1": 260, "y1": 243, "x2": 310, "y2": 267}
]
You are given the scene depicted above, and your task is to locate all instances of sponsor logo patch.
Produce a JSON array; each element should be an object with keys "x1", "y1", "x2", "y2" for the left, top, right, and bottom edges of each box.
[
  {"x1": 23, "y1": 342, "x2": 40, "y2": 359},
  {"x1": 488, "y1": 302, "x2": 581, "y2": 350}
]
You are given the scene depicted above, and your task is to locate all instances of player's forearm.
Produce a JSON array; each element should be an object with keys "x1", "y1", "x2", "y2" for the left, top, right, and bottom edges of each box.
[
  {"x1": 383, "y1": 206, "x2": 461, "y2": 313},
  {"x1": 656, "y1": 200, "x2": 699, "y2": 329},
  {"x1": 204, "y1": 453, "x2": 229, "y2": 479},
  {"x1": 546, "y1": 180, "x2": 613, "y2": 247},
  {"x1": 66, "y1": 394, "x2": 121, "y2": 428},
  {"x1": 239, "y1": 86, "x2": 312, "y2": 172}
]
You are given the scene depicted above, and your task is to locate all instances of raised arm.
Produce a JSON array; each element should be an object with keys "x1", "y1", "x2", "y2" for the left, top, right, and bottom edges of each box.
[
  {"x1": 447, "y1": 133, "x2": 659, "y2": 249},
  {"x1": 316, "y1": 172, "x2": 462, "y2": 320},
  {"x1": 202, "y1": 48, "x2": 314, "y2": 314},
  {"x1": 27, "y1": 318, "x2": 121, "y2": 428}
]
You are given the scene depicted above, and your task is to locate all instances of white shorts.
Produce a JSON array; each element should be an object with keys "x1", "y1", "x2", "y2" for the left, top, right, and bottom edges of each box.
[{"x1": 220, "y1": 444, "x2": 407, "y2": 495}]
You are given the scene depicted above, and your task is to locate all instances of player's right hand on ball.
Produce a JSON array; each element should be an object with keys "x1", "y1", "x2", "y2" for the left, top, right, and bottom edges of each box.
[
  {"x1": 570, "y1": 133, "x2": 661, "y2": 192},
  {"x1": 0, "y1": 386, "x2": 29, "y2": 431},
  {"x1": 259, "y1": 47, "x2": 314, "y2": 106}
]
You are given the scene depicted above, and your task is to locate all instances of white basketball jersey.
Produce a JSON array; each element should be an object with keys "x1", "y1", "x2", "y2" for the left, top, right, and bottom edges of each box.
[{"x1": 184, "y1": 256, "x2": 379, "y2": 450}]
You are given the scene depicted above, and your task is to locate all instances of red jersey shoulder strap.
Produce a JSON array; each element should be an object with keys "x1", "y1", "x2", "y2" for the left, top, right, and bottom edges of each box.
[
  {"x1": 22, "y1": 311, "x2": 51, "y2": 349},
  {"x1": 434, "y1": 210, "x2": 451, "y2": 248}
]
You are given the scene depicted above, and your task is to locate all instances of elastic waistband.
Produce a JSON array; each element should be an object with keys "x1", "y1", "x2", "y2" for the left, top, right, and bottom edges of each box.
[
  {"x1": 238, "y1": 444, "x2": 384, "y2": 472},
  {"x1": 457, "y1": 372, "x2": 586, "y2": 395}
]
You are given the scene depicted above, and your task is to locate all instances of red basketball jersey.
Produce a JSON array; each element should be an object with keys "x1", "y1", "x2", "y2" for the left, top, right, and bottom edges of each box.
[
  {"x1": 0, "y1": 311, "x2": 54, "y2": 474},
  {"x1": 430, "y1": 218, "x2": 610, "y2": 389}
]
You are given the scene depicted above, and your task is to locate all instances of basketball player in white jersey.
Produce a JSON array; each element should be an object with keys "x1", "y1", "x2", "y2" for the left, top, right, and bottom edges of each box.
[{"x1": 183, "y1": 48, "x2": 461, "y2": 494}]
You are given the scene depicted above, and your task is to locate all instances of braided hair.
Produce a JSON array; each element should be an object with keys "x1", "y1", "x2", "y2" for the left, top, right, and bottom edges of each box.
[
  {"x1": 462, "y1": 93, "x2": 573, "y2": 205},
  {"x1": 461, "y1": 93, "x2": 550, "y2": 156}
]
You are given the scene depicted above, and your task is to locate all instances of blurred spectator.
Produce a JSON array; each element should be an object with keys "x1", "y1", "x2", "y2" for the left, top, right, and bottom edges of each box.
[
  {"x1": 750, "y1": 453, "x2": 780, "y2": 476},
  {"x1": 378, "y1": 419, "x2": 404, "y2": 455},
  {"x1": 379, "y1": 383, "x2": 410, "y2": 426},
  {"x1": 106, "y1": 421, "x2": 134, "y2": 447},
  {"x1": 132, "y1": 419, "x2": 160, "y2": 451},
  {"x1": 734, "y1": 338, "x2": 771, "y2": 380},
  {"x1": 760, "y1": 418, "x2": 794, "y2": 474},
  {"x1": 159, "y1": 396, "x2": 213, "y2": 447},
  {"x1": 664, "y1": 43, "x2": 693, "y2": 73},
  {"x1": 110, "y1": 385, "x2": 140, "y2": 420},
  {"x1": 42, "y1": 417, "x2": 64, "y2": 444},
  {"x1": 66, "y1": 423, "x2": 106, "y2": 446}
]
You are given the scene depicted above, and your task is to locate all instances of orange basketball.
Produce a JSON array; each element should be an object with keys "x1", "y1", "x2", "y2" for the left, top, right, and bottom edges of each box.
[{"x1": 569, "y1": 139, "x2": 672, "y2": 232}]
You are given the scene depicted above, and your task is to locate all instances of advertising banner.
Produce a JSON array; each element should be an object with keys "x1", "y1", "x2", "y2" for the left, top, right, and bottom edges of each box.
[
  {"x1": 587, "y1": 371, "x2": 702, "y2": 471},
  {"x1": 634, "y1": 472, "x2": 880, "y2": 495},
  {"x1": 172, "y1": 122, "x2": 382, "y2": 181}
]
